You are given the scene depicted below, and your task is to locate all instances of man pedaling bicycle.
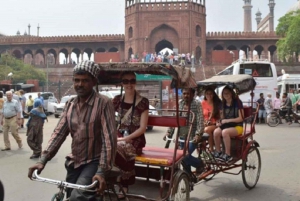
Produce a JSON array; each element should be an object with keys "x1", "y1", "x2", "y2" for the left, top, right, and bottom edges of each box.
[{"x1": 28, "y1": 60, "x2": 117, "y2": 201}]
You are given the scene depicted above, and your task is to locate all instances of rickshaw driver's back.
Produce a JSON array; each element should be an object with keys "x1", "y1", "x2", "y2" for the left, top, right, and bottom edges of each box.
[{"x1": 28, "y1": 60, "x2": 117, "y2": 201}]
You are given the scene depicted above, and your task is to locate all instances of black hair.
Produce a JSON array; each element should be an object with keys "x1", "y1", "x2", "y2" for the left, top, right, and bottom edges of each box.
[
  {"x1": 204, "y1": 88, "x2": 221, "y2": 119},
  {"x1": 0, "y1": 92, "x2": 3, "y2": 98},
  {"x1": 182, "y1": 88, "x2": 195, "y2": 95}
]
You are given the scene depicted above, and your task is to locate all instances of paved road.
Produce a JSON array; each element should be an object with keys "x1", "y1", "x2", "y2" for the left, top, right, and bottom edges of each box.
[{"x1": 0, "y1": 116, "x2": 299, "y2": 201}]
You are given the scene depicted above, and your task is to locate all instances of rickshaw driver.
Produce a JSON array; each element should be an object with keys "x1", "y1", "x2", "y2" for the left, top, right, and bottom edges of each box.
[
  {"x1": 28, "y1": 60, "x2": 117, "y2": 201},
  {"x1": 164, "y1": 88, "x2": 205, "y2": 175}
]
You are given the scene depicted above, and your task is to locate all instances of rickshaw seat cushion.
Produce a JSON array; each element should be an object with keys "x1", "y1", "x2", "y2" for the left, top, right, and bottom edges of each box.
[{"x1": 135, "y1": 147, "x2": 184, "y2": 166}]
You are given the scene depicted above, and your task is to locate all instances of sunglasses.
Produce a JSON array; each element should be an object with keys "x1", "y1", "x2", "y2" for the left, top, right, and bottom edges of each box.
[{"x1": 122, "y1": 79, "x2": 136, "y2": 84}]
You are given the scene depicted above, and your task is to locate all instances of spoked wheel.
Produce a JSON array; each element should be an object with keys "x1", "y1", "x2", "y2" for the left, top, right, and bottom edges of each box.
[
  {"x1": 242, "y1": 146, "x2": 261, "y2": 189},
  {"x1": 171, "y1": 171, "x2": 190, "y2": 201},
  {"x1": 267, "y1": 113, "x2": 280, "y2": 127}
]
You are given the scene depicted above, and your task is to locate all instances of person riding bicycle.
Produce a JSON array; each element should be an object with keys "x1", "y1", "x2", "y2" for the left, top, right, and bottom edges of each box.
[
  {"x1": 164, "y1": 88, "x2": 205, "y2": 175},
  {"x1": 28, "y1": 60, "x2": 117, "y2": 201},
  {"x1": 280, "y1": 92, "x2": 293, "y2": 125}
]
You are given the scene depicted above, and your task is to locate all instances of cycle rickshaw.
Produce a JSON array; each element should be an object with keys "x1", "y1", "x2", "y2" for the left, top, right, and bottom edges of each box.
[{"x1": 32, "y1": 64, "x2": 261, "y2": 201}]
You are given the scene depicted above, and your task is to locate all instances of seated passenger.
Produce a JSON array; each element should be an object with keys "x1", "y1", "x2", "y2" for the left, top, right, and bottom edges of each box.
[
  {"x1": 201, "y1": 88, "x2": 221, "y2": 152},
  {"x1": 213, "y1": 86, "x2": 244, "y2": 162},
  {"x1": 164, "y1": 88, "x2": 205, "y2": 175},
  {"x1": 112, "y1": 71, "x2": 149, "y2": 198}
]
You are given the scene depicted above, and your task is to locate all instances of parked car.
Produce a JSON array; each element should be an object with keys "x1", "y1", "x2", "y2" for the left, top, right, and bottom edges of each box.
[
  {"x1": 24, "y1": 92, "x2": 58, "y2": 115},
  {"x1": 50, "y1": 95, "x2": 77, "y2": 118}
]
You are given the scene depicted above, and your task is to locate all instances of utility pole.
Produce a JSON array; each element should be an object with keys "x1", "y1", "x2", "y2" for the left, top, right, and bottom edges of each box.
[{"x1": 46, "y1": 54, "x2": 49, "y2": 92}]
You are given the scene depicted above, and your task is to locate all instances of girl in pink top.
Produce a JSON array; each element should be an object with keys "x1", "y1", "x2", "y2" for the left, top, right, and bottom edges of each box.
[{"x1": 201, "y1": 88, "x2": 222, "y2": 151}]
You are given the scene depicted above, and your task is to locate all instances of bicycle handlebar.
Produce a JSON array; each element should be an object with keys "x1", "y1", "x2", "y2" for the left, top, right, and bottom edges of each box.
[{"x1": 32, "y1": 170, "x2": 98, "y2": 192}]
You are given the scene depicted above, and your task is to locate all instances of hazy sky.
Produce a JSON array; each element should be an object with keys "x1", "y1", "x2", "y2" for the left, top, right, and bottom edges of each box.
[{"x1": 0, "y1": 0, "x2": 297, "y2": 36}]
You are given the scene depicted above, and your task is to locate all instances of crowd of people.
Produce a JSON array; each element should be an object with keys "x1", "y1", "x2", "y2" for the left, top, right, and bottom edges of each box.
[
  {"x1": 129, "y1": 50, "x2": 196, "y2": 66},
  {"x1": 253, "y1": 90, "x2": 299, "y2": 125}
]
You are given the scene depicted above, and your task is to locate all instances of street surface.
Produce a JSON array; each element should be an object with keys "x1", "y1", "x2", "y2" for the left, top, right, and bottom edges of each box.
[{"x1": 0, "y1": 116, "x2": 299, "y2": 201}]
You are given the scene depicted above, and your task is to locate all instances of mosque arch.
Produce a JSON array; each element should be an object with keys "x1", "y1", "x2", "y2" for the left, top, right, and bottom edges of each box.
[
  {"x1": 213, "y1": 45, "x2": 224, "y2": 50},
  {"x1": 108, "y1": 47, "x2": 118, "y2": 52}
]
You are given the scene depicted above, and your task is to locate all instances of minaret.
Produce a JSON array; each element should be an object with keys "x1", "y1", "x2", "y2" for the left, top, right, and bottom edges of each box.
[
  {"x1": 268, "y1": 0, "x2": 276, "y2": 32},
  {"x1": 28, "y1": 24, "x2": 31, "y2": 35},
  {"x1": 255, "y1": 9, "x2": 262, "y2": 26},
  {"x1": 37, "y1": 24, "x2": 40, "y2": 37},
  {"x1": 243, "y1": 0, "x2": 253, "y2": 32}
]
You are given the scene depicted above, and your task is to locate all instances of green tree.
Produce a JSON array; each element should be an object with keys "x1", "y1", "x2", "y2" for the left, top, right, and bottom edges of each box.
[
  {"x1": 0, "y1": 54, "x2": 46, "y2": 84},
  {"x1": 276, "y1": 10, "x2": 300, "y2": 62}
]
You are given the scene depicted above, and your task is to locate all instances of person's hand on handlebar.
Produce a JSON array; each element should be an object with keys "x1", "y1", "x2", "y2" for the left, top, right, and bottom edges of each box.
[
  {"x1": 92, "y1": 175, "x2": 106, "y2": 195},
  {"x1": 28, "y1": 163, "x2": 45, "y2": 180}
]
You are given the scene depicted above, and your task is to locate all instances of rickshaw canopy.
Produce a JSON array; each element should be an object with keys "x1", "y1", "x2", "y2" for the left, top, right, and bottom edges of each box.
[
  {"x1": 97, "y1": 62, "x2": 197, "y2": 88},
  {"x1": 197, "y1": 74, "x2": 257, "y2": 95}
]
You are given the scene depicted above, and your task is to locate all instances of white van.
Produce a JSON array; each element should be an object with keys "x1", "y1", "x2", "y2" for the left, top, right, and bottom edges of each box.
[
  {"x1": 217, "y1": 59, "x2": 278, "y2": 102},
  {"x1": 24, "y1": 92, "x2": 58, "y2": 113},
  {"x1": 277, "y1": 73, "x2": 300, "y2": 98}
]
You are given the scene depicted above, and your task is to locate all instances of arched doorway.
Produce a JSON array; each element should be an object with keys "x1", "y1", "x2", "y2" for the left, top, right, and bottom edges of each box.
[
  {"x1": 155, "y1": 40, "x2": 173, "y2": 54},
  {"x1": 195, "y1": 46, "x2": 202, "y2": 65},
  {"x1": 128, "y1": 48, "x2": 133, "y2": 61},
  {"x1": 149, "y1": 24, "x2": 179, "y2": 54}
]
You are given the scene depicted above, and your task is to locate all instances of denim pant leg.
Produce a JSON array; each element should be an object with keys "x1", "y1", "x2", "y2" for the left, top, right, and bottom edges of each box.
[
  {"x1": 183, "y1": 142, "x2": 201, "y2": 172},
  {"x1": 65, "y1": 160, "x2": 100, "y2": 201}
]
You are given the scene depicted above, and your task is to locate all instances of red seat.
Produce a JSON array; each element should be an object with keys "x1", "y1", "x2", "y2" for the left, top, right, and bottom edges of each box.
[{"x1": 135, "y1": 147, "x2": 184, "y2": 166}]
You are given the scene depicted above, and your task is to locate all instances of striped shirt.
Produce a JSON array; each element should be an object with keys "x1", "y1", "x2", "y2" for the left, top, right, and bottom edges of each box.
[
  {"x1": 42, "y1": 91, "x2": 117, "y2": 172},
  {"x1": 168, "y1": 99, "x2": 204, "y2": 138}
]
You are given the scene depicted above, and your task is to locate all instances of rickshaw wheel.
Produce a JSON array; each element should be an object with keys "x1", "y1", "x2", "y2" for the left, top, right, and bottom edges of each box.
[
  {"x1": 170, "y1": 171, "x2": 190, "y2": 201},
  {"x1": 242, "y1": 146, "x2": 261, "y2": 189},
  {"x1": 267, "y1": 113, "x2": 280, "y2": 127}
]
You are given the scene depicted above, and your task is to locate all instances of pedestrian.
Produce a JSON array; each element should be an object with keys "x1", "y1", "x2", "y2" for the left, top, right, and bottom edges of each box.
[
  {"x1": 36, "y1": 92, "x2": 44, "y2": 106},
  {"x1": 28, "y1": 60, "x2": 117, "y2": 201},
  {"x1": 1, "y1": 91, "x2": 23, "y2": 151},
  {"x1": 26, "y1": 99, "x2": 47, "y2": 159},
  {"x1": 19, "y1": 90, "x2": 26, "y2": 128},
  {"x1": 112, "y1": 71, "x2": 149, "y2": 199},
  {"x1": 0, "y1": 92, "x2": 4, "y2": 133},
  {"x1": 273, "y1": 92, "x2": 282, "y2": 124},
  {"x1": 257, "y1": 93, "x2": 266, "y2": 124},
  {"x1": 26, "y1": 95, "x2": 34, "y2": 113},
  {"x1": 264, "y1": 93, "x2": 273, "y2": 124}
]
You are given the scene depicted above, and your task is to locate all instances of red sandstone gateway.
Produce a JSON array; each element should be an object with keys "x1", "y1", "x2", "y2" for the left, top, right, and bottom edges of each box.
[{"x1": 31, "y1": 63, "x2": 261, "y2": 201}]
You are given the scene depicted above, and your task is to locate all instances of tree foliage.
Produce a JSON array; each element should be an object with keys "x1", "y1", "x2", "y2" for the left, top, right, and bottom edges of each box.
[
  {"x1": 0, "y1": 54, "x2": 46, "y2": 84},
  {"x1": 276, "y1": 10, "x2": 300, "y2": 62}
]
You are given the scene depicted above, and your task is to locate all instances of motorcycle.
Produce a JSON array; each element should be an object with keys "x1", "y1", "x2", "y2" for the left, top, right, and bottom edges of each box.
[{"x1": 267, "y1": 108, "x2": 300, "y2": 127}]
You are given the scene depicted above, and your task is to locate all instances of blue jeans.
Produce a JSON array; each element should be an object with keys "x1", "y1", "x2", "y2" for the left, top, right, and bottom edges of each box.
[
  {"x1": 65, "y1": 159, "x2": 101, "y2": 201},
  {"x1": 182, "y1": 141, "x2": 202, "y2": 172}
]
